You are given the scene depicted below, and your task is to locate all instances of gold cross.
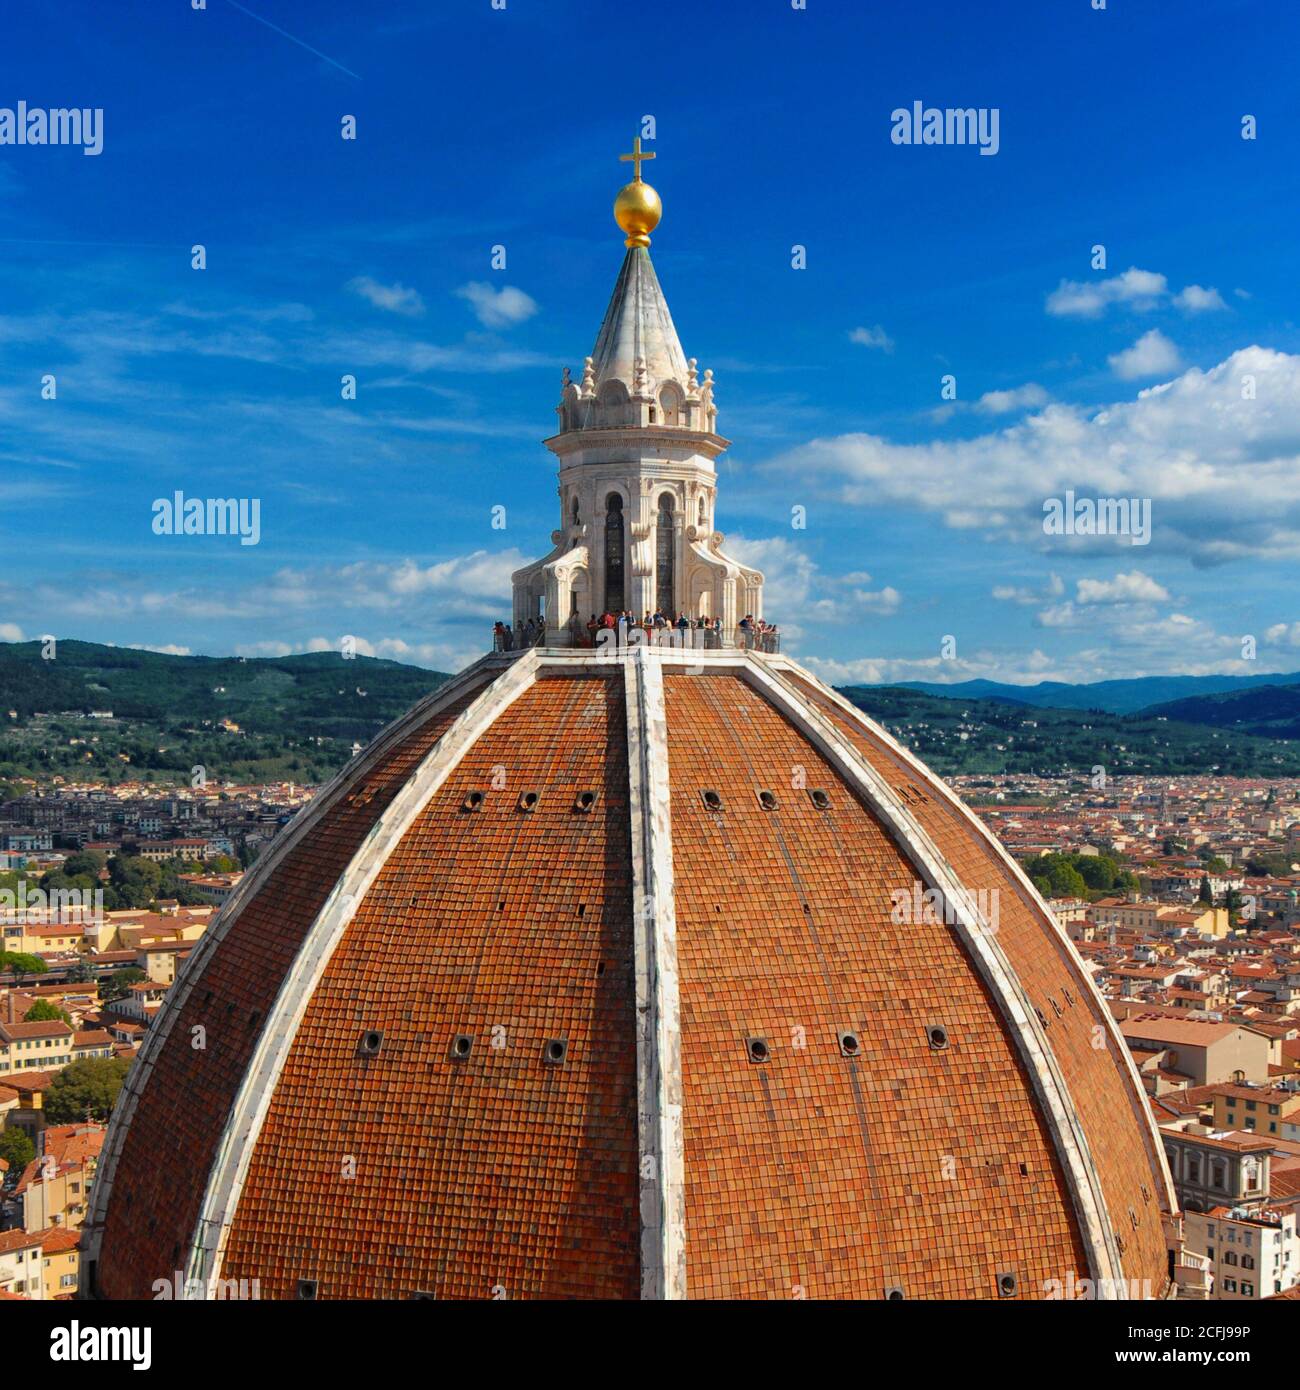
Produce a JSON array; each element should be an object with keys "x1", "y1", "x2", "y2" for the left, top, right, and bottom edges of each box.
[{"x1": 619, "y1": 135, "x2": 655, "y2": 182}]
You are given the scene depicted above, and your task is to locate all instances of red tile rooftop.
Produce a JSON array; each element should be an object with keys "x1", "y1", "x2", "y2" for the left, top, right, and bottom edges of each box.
[
  {"x1": 1120, "y1": 1017, "x2": 1243, "y2": 1044},
  {"x1": 38, "y1": 1227, "x2": 82, "y2": 1254},
  {"x1": 0, "y1": 1020, "x2": 74, "y2": 1041},
  {"x1": 0, "y1": 1229, "x2": 42, "y2": 1254},
  {"x1": 0, "y1": 1070, "x2": 56, "y2": 1091}
]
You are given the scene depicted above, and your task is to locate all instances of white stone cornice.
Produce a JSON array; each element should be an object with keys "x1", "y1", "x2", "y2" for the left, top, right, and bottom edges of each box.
[
  {"x1": 545, "y1": 427, "x2": 730, "y2": 460},
  {"x1": 182, "y1": 651, "x2": 543, "y2": 1298},
  {"x1": 624, "y1": 646, "x2": 686, "y2": 1300},
  {"x1": 740, "y1": 656, "x2": 1129, "y2": 1295},
  {"x1": 81, "y1": 653, "x2": 510, "y2": 1275}
]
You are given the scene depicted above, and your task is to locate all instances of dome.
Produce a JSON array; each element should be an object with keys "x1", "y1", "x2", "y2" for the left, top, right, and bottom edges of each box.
[{"x1": 85, "y1": 646, "x2": 1178, "y2": 1300}]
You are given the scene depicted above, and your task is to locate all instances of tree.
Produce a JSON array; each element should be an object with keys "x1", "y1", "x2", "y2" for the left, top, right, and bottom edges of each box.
[
  {"x1": 24, "y1": 999, "x2": 71, "y2": 1025},
  {"x1": 43, "y1": 1056, "x2": 131, "y2": 1124},
  {"x1": 1225, "y1": 886, "x2": 1245, "y2": 929},
  {"x1": 1077, "y1": 855, "x2": 1120, "y2": 892},
  {"x1": 0, "y1": 950, "x2": 48, "y2": 980},
  {"x1": 0, "y1": 1125, "x2": 35, "y2": 1174},
  {"x1": 64, "y1": 959, "x2": 95, "y2": 984},
  {"x1": 62, "y1": 850, "x2": 107, "y2": 880},
  {"x1": 1197, "y1": 875, "x2": 1213, "y2": 905},
  {"x1": 107, "y1": 854, "x2": 164, "y2": 909},
  {"x1": 99, "y1": 967, "x2": 147, "y2": 1003},
  {"x1": 1048, "y1": 863, "x2": 1087, "y2": 899}
]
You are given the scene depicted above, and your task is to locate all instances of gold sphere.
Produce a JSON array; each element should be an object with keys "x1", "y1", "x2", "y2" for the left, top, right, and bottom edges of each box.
[{"x1": 614, "y1": 179, "x2": 662, "y2": 248}]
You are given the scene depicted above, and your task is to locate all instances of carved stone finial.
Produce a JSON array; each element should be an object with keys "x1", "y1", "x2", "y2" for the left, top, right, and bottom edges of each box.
[
  {"x1": 561, "y1": 365, "x2": 571, "y2": 387},
  {"x1": 686, "y1": 357, "x2": 698, "y2": 392},
  {"x1": 581, "y1": 356, "x2": 596, "y2": 395}
]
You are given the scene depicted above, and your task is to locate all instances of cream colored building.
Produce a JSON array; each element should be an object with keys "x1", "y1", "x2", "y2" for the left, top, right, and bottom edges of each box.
[
  {"x1": 0, "y1": 1019, "x2": 75, "y2": 1074},
  {"x1": 0, "y1": 1230, "x2": 45, "y2": 1299}
]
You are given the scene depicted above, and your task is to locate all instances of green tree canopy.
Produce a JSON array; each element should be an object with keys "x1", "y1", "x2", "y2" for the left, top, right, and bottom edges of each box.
[
  {"x1": 0, "y1": 1125, "x2": 35, "y2": 1174},
  {"x1": 99, "y1": 967, "x2": 147, "y2": 1003},
  {"x1": 61, "y1": 850, "x2": 107, "y2": 880},
  {"x1": 106, "y1": 854, "x2": 164, "y2": 909},
  {"x1": 23, "y1": 999, "x2": 71, "y2": 1024},
  {"x1": 0, "y1": 950, "x2": 48, "y2": 977},
  {"x1": 43, "y1": 1056, "x2": 131, "y2": 1125}
]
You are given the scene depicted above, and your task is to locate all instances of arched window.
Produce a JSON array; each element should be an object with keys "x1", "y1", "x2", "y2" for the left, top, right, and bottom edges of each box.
[
  {"x1": 604, "y1": 494, "x2": 624, "y2": 612},
  {"x1": 697, "y1": 494, "x2": 707, "y2": 529},
  {"x1": 659, "y1": 384, "x2": 682, "y2": 426},
  {"x1": 655, "y1": 494, "x2": 675, "y2": 615},
  {"x1": 570, "y1": 495, "x2": 580, "y2": 526}
]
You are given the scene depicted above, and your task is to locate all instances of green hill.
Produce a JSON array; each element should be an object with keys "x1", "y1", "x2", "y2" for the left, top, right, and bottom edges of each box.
[
  {"x1": 1142, "y1": 684, "x2": 1300, "y2": 740},
  {"x1": 0, "y1": 640, "x2": 450, "y2": 785}
]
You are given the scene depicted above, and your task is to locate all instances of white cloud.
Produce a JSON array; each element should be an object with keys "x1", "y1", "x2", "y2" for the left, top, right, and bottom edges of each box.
[
  {"x1": 992, "y1": 574, "x2": 1064, "y2": 605},
  {"x1": 848, "y1": 324, "x2": 894, "y2": 353},
  {"x1": 725, "y1": 535, "x2": 900, "y2": 625},
  {"x1": 1174, "y1": 284, "x2": 1227, "y2": 313},
  {"x1": 974, "y1": 383, "x2": 1049, "y2": 415},
  {"x1": 455, "y1": 282, "x2": 538, "y2": 329},
  {"x1": 1108, "y1": 329, "x2": 1181, "y2": 380},
  {"x1": 0, "y1": 623, "x2": 23, "y2": 642},
  {"x1": 347, "y1": 276, "x2": 426, "y2": 318},
  {"x1": 766, "y1": 346, "x2": 1300, "y2": 566},
  {"x1": 800, "y1": 646, "x2": 1060, "y2": 688},
  {"x1": 1046, "y1": 267, "x2": 1168, "y2": 318},
  {"x1": 1264, "y1": 622, "x2": 1300, "y2": 648},
  {"x1": 234, "y1": 640, "x2": 296, "y2": 658},
  {"x1": 1075, "y1": 570, "x2": 1170, "y2": 604},
  {"x1": 241, "y1": 634, "x2": 479, "y2": 673}
]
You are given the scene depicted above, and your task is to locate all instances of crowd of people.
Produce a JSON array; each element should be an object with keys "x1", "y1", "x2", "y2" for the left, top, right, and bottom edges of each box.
[
  {"x1": 492, "y1": 617, "x2": 546, "y2": 651},
  {"x1": 492, "y1": 611, "x2": 780, "y2": 653}
]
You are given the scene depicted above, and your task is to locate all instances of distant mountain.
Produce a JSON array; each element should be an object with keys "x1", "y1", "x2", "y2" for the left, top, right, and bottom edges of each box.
[
  {"x1": 837, "y1": 684, "x2": 1300, "y2": 777},
  {"x1": 1143, "y1": 684, "x2": 1300, "y2": 740},
  {"x1": 891, "y1": 671, "x2": 1300, "y2": 716}
]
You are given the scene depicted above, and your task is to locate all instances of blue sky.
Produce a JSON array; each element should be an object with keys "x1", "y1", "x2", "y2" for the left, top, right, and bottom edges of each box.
[{"x1": 1, "y1": 0, "x2": 1298, "y2": 683}]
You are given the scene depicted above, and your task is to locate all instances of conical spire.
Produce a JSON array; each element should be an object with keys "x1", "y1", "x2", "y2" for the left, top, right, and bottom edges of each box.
[{"x1": 588, "y1": 246, "x2": 690, "y2": 397}]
